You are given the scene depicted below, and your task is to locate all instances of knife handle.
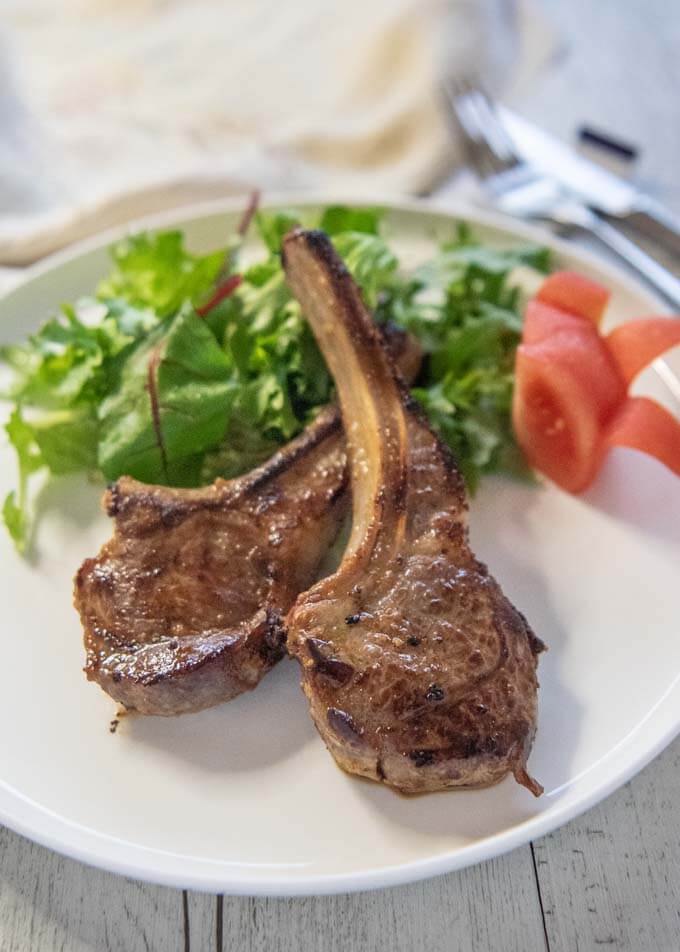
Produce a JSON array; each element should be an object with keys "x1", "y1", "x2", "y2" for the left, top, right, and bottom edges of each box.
[
  {"x1": 588, "y1": 216, "x2": 680, "y2": 311},
  {"x1": 614, "y1": 202, "x2": 680, "y2": 260}
]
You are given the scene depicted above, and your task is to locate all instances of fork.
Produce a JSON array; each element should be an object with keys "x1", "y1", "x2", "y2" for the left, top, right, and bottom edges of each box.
[{"x1": 442, "y1": 80, "x2": 680, "y2": 310}]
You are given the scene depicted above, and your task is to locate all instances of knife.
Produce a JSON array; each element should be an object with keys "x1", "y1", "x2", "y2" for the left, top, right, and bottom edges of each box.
[{"x1": 499, "y1": 107, "x2": 680, "y2": 259}]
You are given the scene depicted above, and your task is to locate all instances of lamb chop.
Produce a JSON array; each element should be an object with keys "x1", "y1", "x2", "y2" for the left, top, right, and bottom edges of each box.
[
  {"x1": 282, "y1": 228, "x2": 544, "y2": 796},
  {"x1": 75, "y1": 326, "x2": 420, "y2": 716}
]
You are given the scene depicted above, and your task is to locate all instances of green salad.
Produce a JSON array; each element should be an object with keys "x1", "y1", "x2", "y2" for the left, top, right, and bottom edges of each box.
[{"x1": 0, "y1": 204, "x2": 551, "y2": 552}]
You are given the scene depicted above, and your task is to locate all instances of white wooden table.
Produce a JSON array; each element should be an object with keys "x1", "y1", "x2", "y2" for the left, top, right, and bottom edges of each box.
[{"x1": 2, "y1": 1, "x2": 679, "y2": 948}]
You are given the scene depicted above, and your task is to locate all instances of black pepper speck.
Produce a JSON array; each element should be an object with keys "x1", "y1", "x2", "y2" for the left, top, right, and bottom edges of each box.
[
  {"x1": 426, "y1": 684, "x2": 445, "y2": 702},
  {"x1": 409, "y1": 749, "x2": 435, "y2": 767},
  {"x1": 346, "y1": 612, "x2": 368, "y2": 625}
]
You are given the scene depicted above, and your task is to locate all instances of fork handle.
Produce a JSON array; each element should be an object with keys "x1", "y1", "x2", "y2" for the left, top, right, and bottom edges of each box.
[{"x1": 587, "y1": 216, "x2": 680, "y2": 311}]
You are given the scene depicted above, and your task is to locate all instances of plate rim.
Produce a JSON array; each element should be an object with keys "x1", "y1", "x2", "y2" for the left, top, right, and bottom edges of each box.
[
  {"x1": 2, "y1": 190, "x2": 672, "y2": 314},
  {"x1": 0, "y1": 191, "x2": 677, "y2": 896}
]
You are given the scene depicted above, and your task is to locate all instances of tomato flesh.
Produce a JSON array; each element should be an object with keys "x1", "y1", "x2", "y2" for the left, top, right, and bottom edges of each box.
[
  {"x1": 513, "y1": 354, "x2": 595, "y2": 491},
  {"x1": 513, "y1": 336, "x2": 623, "y2": 492}
]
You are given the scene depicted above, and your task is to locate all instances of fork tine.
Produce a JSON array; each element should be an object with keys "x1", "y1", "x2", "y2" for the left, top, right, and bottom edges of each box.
[
  {"x1": 467, "y1": 87, "x2": 519, "y2": 166},
  {"x1": 441, "y1": 79, "x2": 520, "y2": 178},
  {"x1": 441, "y1": 76, "x2": 479, "y2": 145},
  {"x1": 441, "y1": 80, "x2": 499, "y2": 177}
]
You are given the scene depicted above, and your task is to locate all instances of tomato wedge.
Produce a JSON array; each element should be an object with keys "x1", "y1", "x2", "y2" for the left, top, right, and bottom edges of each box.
[
  {"x1": 513, "y1": 333, "x2": 625, "y2": 493},
  {"x1": 604, "y1": 396, "x2": 680, "y2": 477},
  {"x1": 514, "y1": 272, "x2": 680, "y2": 493},
  {"x1": 536, "y1": 271, "x2": 610, "y2": 326},
  {"x1": 605, "y1": 317, "x2": 680, "y2": 384}
]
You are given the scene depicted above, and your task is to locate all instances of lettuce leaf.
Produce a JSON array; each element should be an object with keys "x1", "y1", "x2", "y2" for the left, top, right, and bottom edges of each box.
[
  {"x1": 32, "y1": 409, "x2": 99, "y2": 474},
  {"x1": 98, "y1": 306, "x2": 236, "y2": 485},
  {"x1": 96, "y1": 232, "x2": 227, "y2": 316},
  {"x1": 320, "y1": 205, "x2": 383, "y2": 236},
  {"x1": 400, "y1": 232, "x2": 550, "y2": 489},
  {"x1": 2, "y1": 408, "x2": 45, "y2": 552}
]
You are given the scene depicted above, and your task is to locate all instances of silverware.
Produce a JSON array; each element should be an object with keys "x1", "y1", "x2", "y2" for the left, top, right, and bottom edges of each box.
[
  {"x1": 442, "y1": 80, "x2": 680, "y2": 310},
  {"x1": 499, "y1": 107, "x2": 680, "y2": 259}
]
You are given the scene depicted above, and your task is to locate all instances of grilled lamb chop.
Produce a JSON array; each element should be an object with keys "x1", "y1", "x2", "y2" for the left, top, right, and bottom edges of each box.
[
  {"x1": 283, "y1": 228, "x2": 544, "y2": 796},
  {"x1": 75, "y1": 326, "x2": 420, "y2": 716}
]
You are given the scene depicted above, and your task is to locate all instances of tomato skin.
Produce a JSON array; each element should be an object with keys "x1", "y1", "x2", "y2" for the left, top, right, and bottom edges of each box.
[
  {"x1": 523, "y1": 299, "x2": 601, "y2": 347},
  {"x1": 605, "y1": 317, "x2": 680, "y2": 384},
  {"x1": 536, "y1": 271, "x2": 610, "y2": 326},
  {"x1": 603, "y1": 396, "x2": 680, "y2": 477}
]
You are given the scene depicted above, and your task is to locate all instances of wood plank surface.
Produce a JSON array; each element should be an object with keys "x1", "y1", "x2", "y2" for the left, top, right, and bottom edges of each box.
[
  {"x1": 0, "y1": 827, "x2": 184, "y2": 952},
  {"x1": 219, "y1": 846, "x2": 547, "y2": 952},
  {"x1": 185, "y1": 890, "x2": 217, "y2": 952},
  {"x1": 534, "y1": 736, "x2": 680, "y2": 952}
]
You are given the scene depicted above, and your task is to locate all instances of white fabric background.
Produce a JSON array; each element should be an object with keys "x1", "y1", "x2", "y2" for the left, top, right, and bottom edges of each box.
[{"x1": 0, "y1": 0, "x2": 554, "y2": 265}]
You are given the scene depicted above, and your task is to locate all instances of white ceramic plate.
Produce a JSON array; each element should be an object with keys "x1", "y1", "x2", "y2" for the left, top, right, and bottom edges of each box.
[{"x1": 1, "y1": 196, "x2": 679, "y2": 896}]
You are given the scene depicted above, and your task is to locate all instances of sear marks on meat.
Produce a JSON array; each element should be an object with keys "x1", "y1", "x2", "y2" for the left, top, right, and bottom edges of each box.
[
  {"x1": 282, "y1": 228, "x2": 544, "y2": 796},
  {"x1": 75, "y1": 325, "x2": 420, "y2": 717}
]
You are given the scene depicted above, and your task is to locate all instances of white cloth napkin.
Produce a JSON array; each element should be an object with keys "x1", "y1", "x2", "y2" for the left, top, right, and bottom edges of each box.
[{"x1": 0, "y1": 0, "x2": 554, "y2": 266}]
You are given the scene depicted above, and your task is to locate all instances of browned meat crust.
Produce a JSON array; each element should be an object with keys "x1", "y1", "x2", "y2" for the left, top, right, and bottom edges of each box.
[
  {"x1": 282, "y1": 228, "x2": 544, "y2": 796},
  {"x1": 75, "y1": 408, "x2": 346, "y2": 714},
  {"x1": 75, "y1": 325, "x2": 420, "y2": 716}
]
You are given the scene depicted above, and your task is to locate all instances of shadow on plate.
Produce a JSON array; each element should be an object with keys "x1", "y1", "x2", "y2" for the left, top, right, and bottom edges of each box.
[
  {"x1": 26, "y1": 473, "x2": 103, "y2": 565},
  {"x1": 123, "y1": 658, "x2": 316, "y2": 773},
  {"x1": 34, "y1": 473, "x2": 102, "y2": 530},
  {"x1": 582, "y1": 450, "x2": 680, "y2": 546}
]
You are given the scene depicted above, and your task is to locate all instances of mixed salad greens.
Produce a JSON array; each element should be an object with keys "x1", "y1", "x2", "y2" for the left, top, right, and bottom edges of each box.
[{"x1": 0, "y1": 204, "x2": 551, "y2": 552}]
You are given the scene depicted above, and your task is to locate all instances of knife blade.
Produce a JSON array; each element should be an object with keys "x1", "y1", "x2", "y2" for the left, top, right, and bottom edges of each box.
[{"x1": 499, "y1": 107, "x2": 680, "y2": 258}]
